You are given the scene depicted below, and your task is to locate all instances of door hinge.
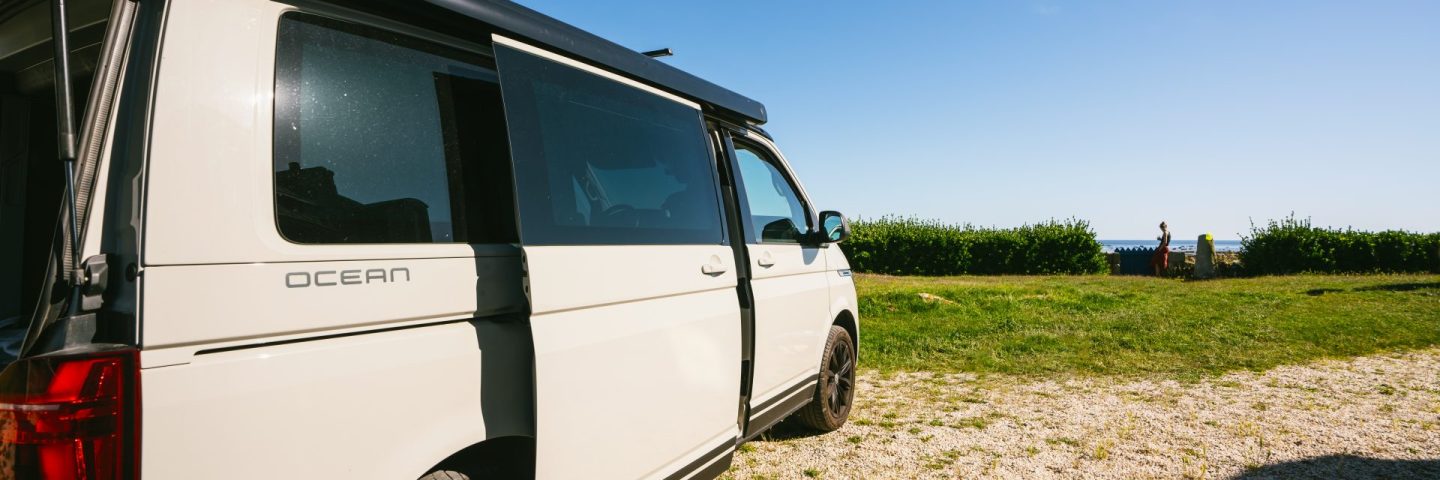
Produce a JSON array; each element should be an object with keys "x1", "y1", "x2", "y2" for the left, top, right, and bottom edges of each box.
[{"x1": 77, "y1": 254, "x2": 110, "y2": 311}]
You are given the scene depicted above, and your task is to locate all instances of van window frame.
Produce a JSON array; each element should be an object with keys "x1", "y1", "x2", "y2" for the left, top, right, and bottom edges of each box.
[
  {"x1": 493, "y1": 42, "x2": 730, "y2": 247},
  {"x1": 728, "y1": 135, "x2": 815, "y2": 245},
  {"x1": 269, "y1": 10, "x2": 518, "y2": 246}
]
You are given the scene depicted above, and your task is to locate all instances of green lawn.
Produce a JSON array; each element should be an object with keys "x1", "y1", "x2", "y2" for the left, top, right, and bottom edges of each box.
[{"x1": 856, "y1": 273, "x2": 1440, "y2": 377}]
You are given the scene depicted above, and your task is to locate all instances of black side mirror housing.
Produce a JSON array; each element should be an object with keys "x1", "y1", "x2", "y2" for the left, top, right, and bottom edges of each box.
[{"x1": 817, "y1": 210, "x2": 850, "y2": 244}]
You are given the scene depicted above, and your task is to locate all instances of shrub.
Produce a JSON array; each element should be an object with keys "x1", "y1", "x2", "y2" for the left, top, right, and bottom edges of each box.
[
  {"x1": 1240, "y1": 215, "x2": 1440, "y2": 275},
  {"x1": 839, "y1": 216, "x2": 1107, "y2": 275}
]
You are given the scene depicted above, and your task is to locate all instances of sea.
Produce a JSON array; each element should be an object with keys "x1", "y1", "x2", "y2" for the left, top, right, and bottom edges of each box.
[{"x1": 1099, "y1": 239, "x2": 1243, "y2": 253}]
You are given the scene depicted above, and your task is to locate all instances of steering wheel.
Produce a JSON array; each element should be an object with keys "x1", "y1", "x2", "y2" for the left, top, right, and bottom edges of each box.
[{"x1": 600, "y1": 204, "x2": 635, "y2": 218}]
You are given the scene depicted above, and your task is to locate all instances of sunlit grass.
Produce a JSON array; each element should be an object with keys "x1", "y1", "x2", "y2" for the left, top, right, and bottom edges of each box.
[{"x1": 857, "y1": 273, "x2": 1440, "y2": 377}]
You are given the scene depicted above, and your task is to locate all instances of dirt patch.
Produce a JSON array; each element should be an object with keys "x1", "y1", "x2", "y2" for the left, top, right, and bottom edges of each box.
[{"x1": 725, "y1": 349, "x2": 1440, "y2": 479}]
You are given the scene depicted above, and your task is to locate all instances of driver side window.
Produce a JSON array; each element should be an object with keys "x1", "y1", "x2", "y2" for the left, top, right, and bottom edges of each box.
[{"x1": 735, "y1": 144, "x2": 809, "y2": 244}]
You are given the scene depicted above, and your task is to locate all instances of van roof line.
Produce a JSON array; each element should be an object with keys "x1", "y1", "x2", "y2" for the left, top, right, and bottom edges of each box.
[{"x1": 426, "y1": 0, "x2": 768, "y2": 124}]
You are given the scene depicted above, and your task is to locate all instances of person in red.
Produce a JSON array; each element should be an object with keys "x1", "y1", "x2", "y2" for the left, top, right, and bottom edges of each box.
[{"x1": 1152, "y1": 221, "x2": 1171, "y2": 276}]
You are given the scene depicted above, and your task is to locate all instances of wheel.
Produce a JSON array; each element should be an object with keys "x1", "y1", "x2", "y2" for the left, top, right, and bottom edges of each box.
[
  {"x1": 418, "y1": 471, "x2": 469, "y2": 480},
  {"x1": 795, "y1": 325, "x2": 856, "y2": 431}
]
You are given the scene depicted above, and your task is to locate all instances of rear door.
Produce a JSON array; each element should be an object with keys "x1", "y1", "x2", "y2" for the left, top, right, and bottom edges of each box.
[
  {"x1": 727, "y1": 133, "x2": 832, "y2": 429},
  {"x1": 493, "y1": 37, "x2": 741, "y2": 479}
]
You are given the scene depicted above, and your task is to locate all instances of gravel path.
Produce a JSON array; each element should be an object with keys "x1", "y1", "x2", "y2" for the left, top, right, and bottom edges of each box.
[{"x1": 725, "y1": 348, "x2": 1440, "y2": 479}]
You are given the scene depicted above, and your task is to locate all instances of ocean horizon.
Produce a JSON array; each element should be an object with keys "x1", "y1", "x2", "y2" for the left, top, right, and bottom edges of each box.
[{"x1": 1099, "y1": 239, "x2": 1243, "y2": 253}]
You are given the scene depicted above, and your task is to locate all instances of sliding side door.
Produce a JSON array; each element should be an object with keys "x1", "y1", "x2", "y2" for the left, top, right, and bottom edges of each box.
[{"x1": 494, "y1": 38, "x2": 741, "y2": 479}]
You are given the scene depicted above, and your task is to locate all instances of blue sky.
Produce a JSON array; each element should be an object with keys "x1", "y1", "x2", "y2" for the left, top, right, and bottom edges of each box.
[{"x1": 518, "y1": 1, "x2": 1439, "y2": 239}]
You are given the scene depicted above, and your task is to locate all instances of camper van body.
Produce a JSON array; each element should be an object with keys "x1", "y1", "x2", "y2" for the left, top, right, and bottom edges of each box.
[{"x1": 0, "y1": 0, "x2": 858, "y2": 479}]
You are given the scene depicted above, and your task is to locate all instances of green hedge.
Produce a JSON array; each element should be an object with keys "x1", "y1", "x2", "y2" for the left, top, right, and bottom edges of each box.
[
  {"x1": 1240, "y1": 216, "x2": 1440, "y2": 275},
  {"x1": 838, "y1": 216, "x2": 1107, "y2": 275}
]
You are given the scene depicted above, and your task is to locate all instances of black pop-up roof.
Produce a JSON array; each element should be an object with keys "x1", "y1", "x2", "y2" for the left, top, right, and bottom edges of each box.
[{"x1": 426, "y1": 0, "x2": 768, "y2": 124}]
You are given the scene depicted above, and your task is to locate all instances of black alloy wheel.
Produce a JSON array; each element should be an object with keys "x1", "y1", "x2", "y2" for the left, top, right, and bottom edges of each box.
[{"x1": 796, "y1": 325, "x2": 856, "y2": 431}]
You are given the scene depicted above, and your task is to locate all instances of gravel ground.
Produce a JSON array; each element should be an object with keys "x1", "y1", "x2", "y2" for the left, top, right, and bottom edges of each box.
[{"x1": 725, "y1": 348, "x2": 1440, "y2": 479}]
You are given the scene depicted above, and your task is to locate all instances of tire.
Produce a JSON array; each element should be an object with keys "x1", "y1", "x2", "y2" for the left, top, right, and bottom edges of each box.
[
  {"x1": 795, "y1": 325, "x2": 856, "y2": 432},
  {"x1": 418, "y1": 471, "x2": 470, "y2": 480}
]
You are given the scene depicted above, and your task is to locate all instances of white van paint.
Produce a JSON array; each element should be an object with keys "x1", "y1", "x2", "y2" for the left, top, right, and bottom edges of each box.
[{"x1": 0, "y1": 0, "x2": 858, "y2": 478}]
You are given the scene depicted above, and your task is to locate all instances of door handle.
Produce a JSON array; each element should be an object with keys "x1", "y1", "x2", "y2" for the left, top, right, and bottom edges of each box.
[
  {"x1": 756, "y1": 252, "x2": 775, "y2": 268},
  {"x1": 701, "y1": 263, "x2": 727, "y2": 275}
]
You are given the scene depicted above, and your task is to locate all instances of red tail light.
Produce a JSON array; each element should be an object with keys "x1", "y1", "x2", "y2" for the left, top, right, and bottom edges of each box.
[{"x1": 0, "y1": 349, "x2": 139, "y2": 480}]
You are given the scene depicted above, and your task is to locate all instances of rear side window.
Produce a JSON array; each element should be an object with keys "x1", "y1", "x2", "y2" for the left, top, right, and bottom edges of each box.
[
  {"x1": 494, "y1": 44, "x2": 724, "y2": 245},
  {"x1": 273, "y1": 13, "x2": 515, "y2": 244}
]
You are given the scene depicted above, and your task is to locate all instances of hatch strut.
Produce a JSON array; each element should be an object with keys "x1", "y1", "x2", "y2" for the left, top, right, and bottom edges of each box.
[{"x1": 50, "y1": 0, "x2": 83, "y2": 307}]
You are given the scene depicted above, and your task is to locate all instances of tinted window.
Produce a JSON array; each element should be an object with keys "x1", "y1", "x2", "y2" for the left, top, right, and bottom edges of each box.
[
  {"x1": 735, "y1": 145, "x2": 808, "y2": 243},
  {"x1": 273, "y1": 13, "x2": 515, "y2": 244},
  {"x1": 494, "y1": 44, "x2": 724, "y2": 245}
]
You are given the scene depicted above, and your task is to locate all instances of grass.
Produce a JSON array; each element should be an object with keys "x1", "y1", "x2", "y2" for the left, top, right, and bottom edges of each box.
[{"x1": 857, "y1": 273, "x2": 1440, "y2": 377}]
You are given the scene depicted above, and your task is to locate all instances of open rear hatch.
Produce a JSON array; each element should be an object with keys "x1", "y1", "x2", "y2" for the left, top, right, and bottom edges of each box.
[
  {"x1": 0, "y1": 0, "x2": 120, "y2": 365},
  {"x1": 1, "y1": 3, "x2": 147, "y2": 479}
]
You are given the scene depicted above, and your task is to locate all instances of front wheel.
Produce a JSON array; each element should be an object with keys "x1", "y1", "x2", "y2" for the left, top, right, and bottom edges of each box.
[{"x1": 795, "y1": 325, "x2": 855, "y2": 431}]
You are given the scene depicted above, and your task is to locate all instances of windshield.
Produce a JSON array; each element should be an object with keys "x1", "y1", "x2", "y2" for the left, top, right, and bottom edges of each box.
[{"x1": 0, "y1": 0, "x2": 111, "y2": 363}]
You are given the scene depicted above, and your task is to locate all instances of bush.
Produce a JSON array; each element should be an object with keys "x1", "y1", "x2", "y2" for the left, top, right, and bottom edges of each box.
[
  {"x1": 1240, "y1": 215, "x2": 1440, "y2": 275},
  {"x1": 839, "y1": 216, "x2": 1107, "y2": 275}
]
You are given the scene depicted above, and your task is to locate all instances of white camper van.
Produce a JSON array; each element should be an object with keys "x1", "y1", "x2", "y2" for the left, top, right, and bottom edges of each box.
[{"x1": 0, "y1": 0, "x2": 858, "y2": 478}]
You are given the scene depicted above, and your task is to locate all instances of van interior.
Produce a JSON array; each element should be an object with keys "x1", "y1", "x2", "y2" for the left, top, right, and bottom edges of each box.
[{"x1": 0, "y1": 0, "x2": 108, "y2": 363}]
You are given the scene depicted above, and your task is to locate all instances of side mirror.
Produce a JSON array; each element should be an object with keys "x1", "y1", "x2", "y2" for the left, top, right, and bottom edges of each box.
[{"x1": 817, "y1": 210, "x2": 850, "y2": 244}]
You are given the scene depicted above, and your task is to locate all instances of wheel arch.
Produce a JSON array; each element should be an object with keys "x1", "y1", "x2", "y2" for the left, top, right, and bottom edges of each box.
[
  {"x1": 833, "y1": 309, "x2": 858, "y2": 356},
  {"x1": 420, "y1": 435, "x2": 536, "y2": 479}
]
